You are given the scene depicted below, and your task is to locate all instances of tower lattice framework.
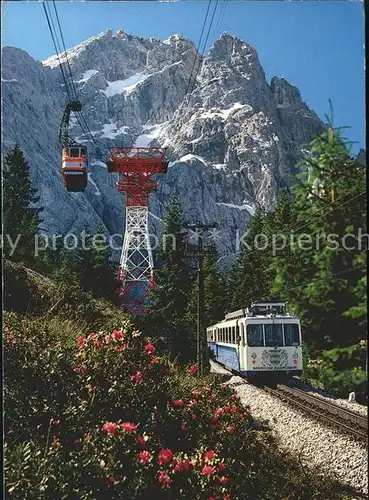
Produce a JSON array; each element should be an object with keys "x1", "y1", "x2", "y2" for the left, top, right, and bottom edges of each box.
[{"x1": 107, "y1": 147, "x2": 167, "y2": 314}]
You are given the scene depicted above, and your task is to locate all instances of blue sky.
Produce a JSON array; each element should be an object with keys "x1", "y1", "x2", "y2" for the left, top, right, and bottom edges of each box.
[{"x1": 2, "y1": 1, "x2": 365, "y2": 152}]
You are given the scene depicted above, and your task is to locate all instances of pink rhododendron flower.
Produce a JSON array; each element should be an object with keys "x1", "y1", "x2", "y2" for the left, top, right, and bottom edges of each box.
[
  {"x1": 139, "y1": 450, "x2": 152, "y2": 465},
  {"x1": 174, "y1": 460, "x2": 191, "y2": 473},
  {"x1": 158, "y1": 471, "x2": 172, "y2": 486},
  {"x1": 223, "y1": 495, "x2": 231, "y2": 500},
  {"x1": 205, "y1": 450, "x2": 216, "y2": 461},
  {"x1": 137, "y1": 435, "x2": 147, "y2": 448},
  {"x1": 112, "y1": 329, "x2": 124, "y2": 341},
  {"x1": 130, "y1": 371, "x2": 143, "y2": 384},
  {"x1": 150, "y1": 356, "x2": 158, "y2": 365},
  {"x1": 116, "y1": 344, "x2": 128, "y2": 353},
  {"x1": 226, "y1": 426, "x2": 235, "y2": 434},
  {"x1": 105, "y1": 336, "x2": 111, "y2": 344},
  {"x1": 121, "y1": 422, "x2": 138, "y2": 433},
  {"x1": 189, "y1": 364, "x2": 198, "y2": 375},
  {"x1": 144, "y1": 343, "x2": 155, "y2": 355},
  {"x1": 77, "y1": 336, "x2": 87, "y2": 347},
  {"x1": 157, "y1": 449, "x2": 173, "y2": 465},
  {"x1": 191, "y1": 390, "x2": 201, "y2": 398},
  {"x1": 108, "y1": 475, "x2": 116, "y2": 485},
  {"x1": 218, "y1": 462, "x2": 227, "y2": 471},
  {"x1": 102, "y1": 422, "x2": 118, "y2": 435},
  {"x1": 173, "y1": 399, "x2": 184, "y2": 407},
  {"x1": 80, "y1": 366, "x2": 87, "y2": 376},
  {"x1": 202, "y1": 466, "x2": 215, "y2": 475}
]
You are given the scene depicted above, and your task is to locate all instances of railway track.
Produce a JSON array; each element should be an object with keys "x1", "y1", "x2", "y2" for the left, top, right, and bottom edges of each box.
[{"x1": 213, "y1": 360, "x2": 368, "y2": 444}]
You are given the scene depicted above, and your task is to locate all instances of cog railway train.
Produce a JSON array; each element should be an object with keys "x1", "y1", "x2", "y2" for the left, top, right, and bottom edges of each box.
[{"x1": 207, "y1": 302, "x2": 303, "y2": 380}]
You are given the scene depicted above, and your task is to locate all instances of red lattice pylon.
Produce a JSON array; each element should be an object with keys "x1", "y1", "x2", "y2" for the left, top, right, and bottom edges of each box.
[{"x1": 107, "y1": 147, "x2": 167, "y2": 315}]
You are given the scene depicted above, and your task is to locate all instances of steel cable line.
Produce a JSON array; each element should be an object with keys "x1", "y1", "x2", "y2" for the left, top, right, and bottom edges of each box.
[
  {"x1": 188, "y1": 0, "x2": 219, "y2": 97},
  {"x1": 230, "y1": 189, "x2": 366, "y2": 261},
  {"x1": 45, "y1": 1, "x2": 104, "y2": 157},
  {"x1": 293, "y1": 190, "x2": 366, "y2": 234},
  {"x1": 183, "y1": 0, "x2": 213, "y2": 100},
  {"x1": 170, "y1": 0, "x2": 221, "y2": 145},
  {"x1": 215, "y1": 0, "x2": 227, "y2": 32},
  {"x1": 51, "y1": 0, "x2": 79, "y2": 102},
  {"x1": 44, "y1": 3, "x2": 92, "y2": 144},
  {"x1": 43, "y1": 2, "x2": 73, "y2": 103},
  {"x1": 269, "y1": 263, "x2": 366, "y2": 302}
]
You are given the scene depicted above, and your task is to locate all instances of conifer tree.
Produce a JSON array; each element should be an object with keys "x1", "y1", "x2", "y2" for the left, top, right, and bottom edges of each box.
[
  {"x1": 3, "y1": 144, "x2": 43, "y2": 263},
  {"x1": 185, "y1": 242, "x2": 227, "y2": 337},
  {"x1": 147, "y1": 193, "x2": 193, "y2": 361},
  {"x1": 283, "y1": 120, "x2": 366, "y2": 350},
  {"x1": 229, "y1": 209, "x2": 270, "y2": 309}
]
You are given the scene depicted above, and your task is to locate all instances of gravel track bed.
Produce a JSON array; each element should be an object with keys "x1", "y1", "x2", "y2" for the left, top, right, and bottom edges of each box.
[
  {"x1": 288, "y1": 377, "x2": 368, "y2": 416},
  {"x1": 210, "y1": 361, "x2": 368, "y2": 496}
]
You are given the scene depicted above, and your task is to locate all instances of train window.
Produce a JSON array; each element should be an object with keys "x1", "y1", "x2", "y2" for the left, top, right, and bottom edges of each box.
[
  {"x1": 264, "y1": 324, "x2": 283, "y2": 347},
  {"x1": 232, "y1": 326, "x2": 236, "y2": 344},
  {"x1": 284, "y1": 324, "x2": 300, "y2": 346},
  {"x1": 247, "y1": 324, "x2": 264, "y2": 347}
]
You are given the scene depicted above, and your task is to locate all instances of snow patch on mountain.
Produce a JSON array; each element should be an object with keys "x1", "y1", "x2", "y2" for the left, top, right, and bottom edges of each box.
[
  {"x1": 76, "y1": 69, "x2": 99, "y2": 83},
  {"x1": 102, "y1": 72, "x2": 147, "y2": 97},
  {"x1": 91, "y1": 161, "x2": 108, "y2": 169},
  {"x1": 198, "y1": 102, "x2": 246, "y2": 121},
  {"x1": 100, "y1": 122, "x2": 129, "y2": 139},
  {"x1": 88, "y1": 173, "x2": 102, "y2": 196},
  {"x1": 217, "y1": 202, "x2": 255, "y2": 215},
  {"x1": 134, "y1": 123, "x2": 167, "y2": 147}
]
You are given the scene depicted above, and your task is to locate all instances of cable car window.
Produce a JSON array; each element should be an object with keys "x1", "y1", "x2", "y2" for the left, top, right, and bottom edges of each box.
[
  {"x1": 247, "y1": 324, "x2": 264, "y2": 347},
  {"x1": 69, "y1": 147, "x2": 80, "y2": 158},
  {"x1": 264, "y1": 324, "x2": 283, "y2": 347},
  {"x1": 284, "y1": 324, "x2": 300, "y2": 346},
  {"x1": 232, "y1": 326, "x2": 236, "y2": 344},
  {"x1": 240, "y1": 323, "x2": 245, "y2": 345}
]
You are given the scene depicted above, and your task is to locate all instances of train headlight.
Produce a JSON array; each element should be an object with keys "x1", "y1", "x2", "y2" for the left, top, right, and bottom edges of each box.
[
  {"x1": 251, "y1": 353, "x2": 257, "y2": 359},
  {"x1": 292, "y1": 352, "x2": 299, "y2": 359}
]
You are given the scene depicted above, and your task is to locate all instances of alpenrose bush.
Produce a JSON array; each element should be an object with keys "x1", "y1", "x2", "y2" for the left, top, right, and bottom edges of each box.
[{"x1": 5, "y1": 315, "x2": 349, "y2": 499}]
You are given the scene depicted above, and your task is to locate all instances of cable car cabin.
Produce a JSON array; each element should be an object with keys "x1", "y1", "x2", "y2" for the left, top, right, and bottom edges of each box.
[{"x1": 62, "y1": 145, "x2": 88, "y2": 192}]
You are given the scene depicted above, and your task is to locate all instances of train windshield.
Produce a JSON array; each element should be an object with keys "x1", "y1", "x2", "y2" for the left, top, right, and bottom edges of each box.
[
  {"x1": 264, "y1": 324, "x2": 283, "y2": 347},
  {"x1": 247, "y1": 324, "x2": 264, "y2": 347},
  {"x1": 284, "y1": 324, "x2": 300, "y2": 346}
]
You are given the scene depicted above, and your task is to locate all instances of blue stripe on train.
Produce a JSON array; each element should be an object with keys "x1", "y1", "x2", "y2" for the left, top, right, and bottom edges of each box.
[{"x1": 208, "y1": 342, "x2": 240, "y2": 371}]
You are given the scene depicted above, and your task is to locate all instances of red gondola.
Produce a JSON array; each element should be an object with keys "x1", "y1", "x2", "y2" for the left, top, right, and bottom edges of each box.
[
  {"x1": 60, "y1": 100, "x2": 88, "y2": 192},
  {"x1": 62, "y1": 144, "x2": 88, "y2": 192}
]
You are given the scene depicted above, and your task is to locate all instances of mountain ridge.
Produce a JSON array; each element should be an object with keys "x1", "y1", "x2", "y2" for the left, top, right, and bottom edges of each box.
[{"x1": 2, "y1": 29, "x2": 325, "y2": 262}]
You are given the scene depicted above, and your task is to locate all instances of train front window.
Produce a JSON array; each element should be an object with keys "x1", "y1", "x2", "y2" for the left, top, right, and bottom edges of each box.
[
  {"x1": 264, "y1": 324, "x2": 283, "y2": 347},
  {"x1": 247, "y1": 324, "x2": 264, "y2": 347},
  {"x1": 284, "y1": 324, "x2": 300, "y2": 346}
]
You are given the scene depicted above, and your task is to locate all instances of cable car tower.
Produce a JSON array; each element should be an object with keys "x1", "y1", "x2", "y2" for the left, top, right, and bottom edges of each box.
[{"x1": 107, "y1": 147, "x2": 168, "y2": 314}]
